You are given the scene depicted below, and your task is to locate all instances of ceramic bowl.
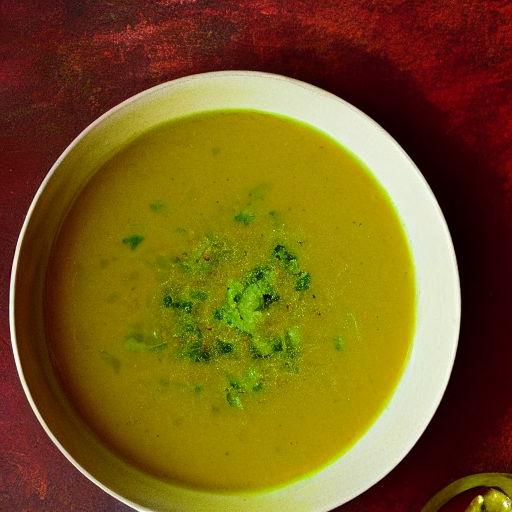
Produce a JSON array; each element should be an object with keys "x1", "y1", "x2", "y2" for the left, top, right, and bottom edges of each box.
[{"x1": 10, "y1": 71, "x2": 460, "y2": 511}]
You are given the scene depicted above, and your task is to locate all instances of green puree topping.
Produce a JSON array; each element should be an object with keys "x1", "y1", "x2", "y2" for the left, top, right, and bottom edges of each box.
[
  {"x1": 119, "y1": 186, "x2": 313, "y2": 410},
  {"x1": 213, "y1": 265, "x2": 279, "y2": 335}
]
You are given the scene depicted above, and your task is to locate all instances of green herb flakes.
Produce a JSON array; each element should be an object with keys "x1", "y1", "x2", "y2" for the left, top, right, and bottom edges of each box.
[{"x1": 122, "y1": 234, "x2": 144, "y2": 250}]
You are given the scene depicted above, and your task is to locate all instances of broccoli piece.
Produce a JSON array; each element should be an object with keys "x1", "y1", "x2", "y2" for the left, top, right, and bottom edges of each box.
[{"x1": 122, "y1": 234, "x2": 144, "y2": 250}]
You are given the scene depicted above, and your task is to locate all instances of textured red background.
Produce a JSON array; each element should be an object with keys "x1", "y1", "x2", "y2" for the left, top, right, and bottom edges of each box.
[{"x1": 1, "y1": 1, "x2": 511, "y2": 511}]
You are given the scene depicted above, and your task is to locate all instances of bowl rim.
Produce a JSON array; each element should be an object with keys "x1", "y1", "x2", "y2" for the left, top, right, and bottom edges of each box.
[{"x1": 9, "y1": 70, "x2": 461, "y2": 512}]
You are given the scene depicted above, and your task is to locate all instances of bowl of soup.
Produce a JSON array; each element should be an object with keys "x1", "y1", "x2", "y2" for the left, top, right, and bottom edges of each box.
[{"x1": 10, "y1": 71, "x2": 460, "y2": 511}]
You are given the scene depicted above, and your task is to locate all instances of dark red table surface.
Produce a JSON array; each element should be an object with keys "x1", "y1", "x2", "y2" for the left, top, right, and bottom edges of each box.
[{"x1": 1, "y1": 1, "x2": 511, "y2": 511}]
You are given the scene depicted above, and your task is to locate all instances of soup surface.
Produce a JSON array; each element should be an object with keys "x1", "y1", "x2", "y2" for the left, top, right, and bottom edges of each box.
[{"x1": 46, "y1": 110, "x2": 415, "y2": 492}]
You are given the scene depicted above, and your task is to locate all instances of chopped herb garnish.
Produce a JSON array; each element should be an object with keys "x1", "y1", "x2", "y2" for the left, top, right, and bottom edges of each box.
[
  {"x1": 228, "y1": 376, "x2": 245, "y2": 393},
  {"x1": 190, "y1": 290, "x2": 208, "y2": 302},
  {"x1": 271, "y1": 337, "x2": 284, "y2": 352},
  {"x1": 225, "y1": 368, "x2": 264, "y2": 409},
  {"x1": 182, "y1": 340, "x2": 211, "y2": 362},
  {"x1": 281, "y1": 327, "x2": 301, "y2": 373},
  {"x1": 250, "y1": 337, "x2": 274, "y2": 358},
  {"x1": 334, "y1": 336, "x2": 344, "y2": 351},
  {"x1": 162, "y1": 295, "x2": 192, "y2": 313},
  {"x1": 182, "y1": 321, "x2": 202, "y2": 337},
  {"x1": 234, "y1": 207, "x2": 256, "y2": 225},
  {"x1": 216, "y1": 339, "x2": 234, "y2": 354},
  {"x1": 244, "y1": 368, "x2": 263, "y2": 391},
  {"x1": 249, "y1": 328, "x2": 301, "y2": 372},
  {"x1": 295, "y1": 271, "x2": 311, "y2": 291},
  {"x1": 274, "y1": 244, "x2": 297, "y2": 268},
  {"x1": 263, "y1": 292, "x2": 279, "y2": 307},
  {"x1": 274, "y1": 244, "x2": 311, "y2": 291},
  {"x1": 122, "y1": 234, "x2": 144, "y2": 250},
  {"x1": 226, "y1": 391, "x2": 243, "y2": 409},
  {"x1": 285, "y1": 326, "x2": 300, "y2": 349},
  {"x1": 173, "y1": 300, "x2": 193, "y2": 313},
  {"x1": 274, "y1": 244, "x2": 300, "y2": 274},
  {"x1": 128, "y1": 193, "x2": 314, "y2": 410},
  {"x1": 178, "y1": 234, "x2": 229, "y2": 274}
]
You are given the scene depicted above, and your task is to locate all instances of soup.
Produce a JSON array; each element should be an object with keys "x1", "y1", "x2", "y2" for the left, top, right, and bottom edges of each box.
[{"x1": 46, "y1": 110, "x2": 415, "y2": 492}]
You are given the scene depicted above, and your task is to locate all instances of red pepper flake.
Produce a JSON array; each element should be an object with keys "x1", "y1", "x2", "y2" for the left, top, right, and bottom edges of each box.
[{"x1": 203, "y1": 253, "x2": 211, "y2": 261}]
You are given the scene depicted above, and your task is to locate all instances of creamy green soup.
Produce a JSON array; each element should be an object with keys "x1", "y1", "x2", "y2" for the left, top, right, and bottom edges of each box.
[{"x1": 46, "y1": 110, "x2": 415, "y2": 491}]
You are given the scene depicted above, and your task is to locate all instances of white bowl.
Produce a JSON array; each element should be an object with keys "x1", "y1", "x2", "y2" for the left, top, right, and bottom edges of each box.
[{"x1": 10, "y1": 71, "x2": 460, "y2": 511}]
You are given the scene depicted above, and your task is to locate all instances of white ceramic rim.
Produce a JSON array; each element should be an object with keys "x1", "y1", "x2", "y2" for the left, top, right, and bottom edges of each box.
[{"x1": 10, "y1": 70, "x2": 460, "y2": 512}]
